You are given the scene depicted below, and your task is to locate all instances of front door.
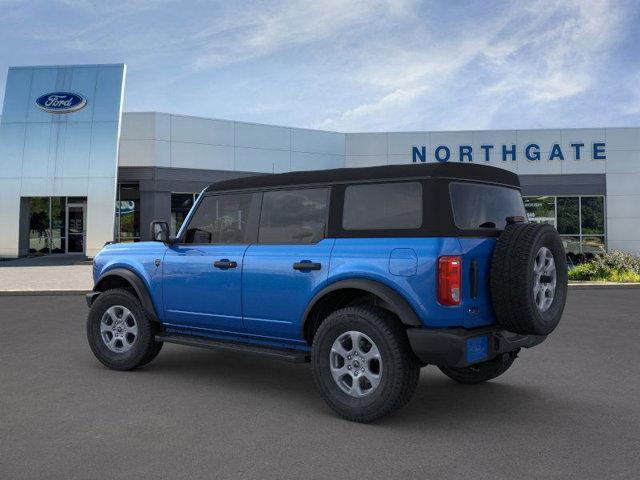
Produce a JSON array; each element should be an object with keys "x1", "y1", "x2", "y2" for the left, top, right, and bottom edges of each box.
[
  {"x1": 66, "y1": 202, "x2": 86, "y2": 254},
  {"x1": 242, "y1": 188, "x2": 332, "y2": 340},
  {"x1": 162, "y1": 192, "x2": 259, "y2": 333}
]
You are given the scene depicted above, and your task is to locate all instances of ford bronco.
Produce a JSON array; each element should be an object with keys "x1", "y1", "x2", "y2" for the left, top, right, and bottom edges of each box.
[{"x1": 86, "y1": 163, "x2": 567, "y2": 422}]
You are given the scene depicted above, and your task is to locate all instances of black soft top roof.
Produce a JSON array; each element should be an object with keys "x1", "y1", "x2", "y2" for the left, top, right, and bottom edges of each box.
[{"x1": 204, "y1": 162, "x2": 520, "y2": 193}]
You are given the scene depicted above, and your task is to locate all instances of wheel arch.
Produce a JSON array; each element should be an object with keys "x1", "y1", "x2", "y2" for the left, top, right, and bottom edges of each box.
[
  {"x1": 92, "y1": 268, "x2": 160, "y2": 323},
  {"x1": 301, "y1": 278, "x2": 422, "y2": 344}
]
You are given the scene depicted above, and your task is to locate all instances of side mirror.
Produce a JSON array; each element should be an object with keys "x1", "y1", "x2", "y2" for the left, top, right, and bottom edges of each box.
[{"x1": 150, "y1": 221, "x2": 170, "y2": 243}]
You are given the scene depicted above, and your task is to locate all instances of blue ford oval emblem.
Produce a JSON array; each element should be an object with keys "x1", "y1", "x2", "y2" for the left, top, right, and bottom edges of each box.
[{"x1": 35, "y1": 92, "x2": 87, "y2": 114}]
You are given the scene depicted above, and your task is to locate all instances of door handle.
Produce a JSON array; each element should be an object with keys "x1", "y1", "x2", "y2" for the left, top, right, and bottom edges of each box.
[
  {"x1": 293, "y1": 261, "x2": 321, "y2": 271},
  {"x1": 213, "y1": 259, "x2": 237, "y2": 269}
]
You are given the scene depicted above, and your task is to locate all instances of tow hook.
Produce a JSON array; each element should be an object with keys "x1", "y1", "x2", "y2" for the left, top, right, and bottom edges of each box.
[{"x1": 500, "y1": 348, "x2": 520, "y2": 363}]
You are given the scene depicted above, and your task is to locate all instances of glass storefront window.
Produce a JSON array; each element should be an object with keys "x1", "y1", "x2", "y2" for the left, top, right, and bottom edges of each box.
[
  {"x1": 27, "y1": 196, "x2": 85, "y2": 255},
  {"x1": 524, "y1": 195, "x2": 605, "y2": 254},
  {"x1": 560, "y1": 236, "x2": 581, "y2": 255},
  {"x1": 29, "y1": 197, "x2": 50, "y2": 255},
  {"x1": 523, "y1": 196, "x2": 555, "y2": 225},
  {"x1": 115, "y1": 184, "x2": 140, "y2": 242},
  {"x1": 581, "y1": 236, "x2": 606, "y2": 254},
  {"x1": 50, "y1": 197, "x2": 66, "y2": 254},
  {"x1": 581, "y1": 197, "x2": 605, "y2": 234},
  {"x1": 557, "y1": 197, "x2": 579, "y2": 235},
  {"x1": 171, "y1": 193, "x2": 199, "y2": 235}
]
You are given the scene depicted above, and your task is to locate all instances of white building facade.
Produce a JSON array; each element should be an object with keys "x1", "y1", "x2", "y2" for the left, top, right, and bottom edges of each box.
[{"x1": 1, "y1": 64, "x2": 639, "y2": 258}]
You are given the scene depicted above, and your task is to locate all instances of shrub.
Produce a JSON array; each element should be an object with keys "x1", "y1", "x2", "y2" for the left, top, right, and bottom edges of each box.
[{"x1": 568, "y1": 250, "x2": 640, "y2": 282}]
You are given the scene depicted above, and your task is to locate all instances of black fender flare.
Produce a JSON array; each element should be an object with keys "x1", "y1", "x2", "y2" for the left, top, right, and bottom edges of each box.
[
  {"x1": 92, "y1": 268, "x2": 160, "y2": 322},
  {"x1": 301, "y1": 278, "x2": 423, "y2": 337}
]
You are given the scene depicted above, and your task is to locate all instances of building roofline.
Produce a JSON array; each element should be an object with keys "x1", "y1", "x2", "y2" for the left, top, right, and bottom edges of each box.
[
  {"x1": 123, "y1": 112, "x2": 639, "y2": 135},
  {"x1": 8, "y1": 63, "x2": 125, "y2": 70},
  {"x1": 122, "y1": 111, "x2": 344, "y2": 135}
]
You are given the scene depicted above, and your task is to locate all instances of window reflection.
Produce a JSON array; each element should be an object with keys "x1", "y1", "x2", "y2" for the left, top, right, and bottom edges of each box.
[
  {"x1": 557, "y1": 197, "x2": 579, "y2": 235},
  {"x1": 115, "y1": 184, "x2": 140, "y2": 242},
  {"x1": 523, "y1": 195, "x2": 605, "y2": 254},
  {"x1": 171, "y1": 193, "x2": 198, "y2": 235},
  {"x1": 581, "y1": 197, "x2": 605, "y2": 234},
  {"x1": 184, "y1": 193, "x2": 253, "y2": 244},
  {"x1": 259, "y1": 189, "x2": 328, "y2": 244},
  {"x1": 27, "y1": 196, "x2": 85, "y2": 255}
]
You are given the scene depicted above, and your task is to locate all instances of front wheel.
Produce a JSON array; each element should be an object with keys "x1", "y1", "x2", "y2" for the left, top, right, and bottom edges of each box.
[
  {"x1": 312, "y1": 307, "x2": 419, "y2": 423},
  {"x1": 86, "y1": 288, "x2": 163, "y2": 371}
]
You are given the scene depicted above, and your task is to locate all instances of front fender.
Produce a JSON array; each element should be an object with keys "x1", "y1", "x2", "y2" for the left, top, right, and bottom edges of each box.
[{"x1": 92, "y1": 267, "x2": 160, "y2": 322}]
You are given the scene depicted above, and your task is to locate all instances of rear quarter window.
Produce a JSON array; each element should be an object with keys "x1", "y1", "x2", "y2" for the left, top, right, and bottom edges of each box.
[
  {"x1": 342, "y1": 182, "x2": 422, "y2": 230},
  {"x1": 450, "y1": 182, "x2": 526, "y2": 230}
]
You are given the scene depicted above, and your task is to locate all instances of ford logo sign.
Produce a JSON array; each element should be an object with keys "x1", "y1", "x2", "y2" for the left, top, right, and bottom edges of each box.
[{"x1": 35, "y1": 92, "x2": 87, "y2": 114}]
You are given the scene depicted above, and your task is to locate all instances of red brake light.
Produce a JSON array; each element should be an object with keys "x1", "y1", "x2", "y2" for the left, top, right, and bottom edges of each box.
[{"x1": 438, "y1": 256, "x2": 461, "y2": 306}]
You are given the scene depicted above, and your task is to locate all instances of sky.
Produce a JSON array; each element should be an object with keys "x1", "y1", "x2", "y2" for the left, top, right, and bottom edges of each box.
[{"x1": 0, "y1": 0, "x2": 639, "y2": 132}]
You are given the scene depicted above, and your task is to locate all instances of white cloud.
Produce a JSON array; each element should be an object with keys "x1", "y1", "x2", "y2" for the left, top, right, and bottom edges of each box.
[
  {"x1": 313, "y1": 85, "x2": 428, "y2": 130},
  {"x1": 1, "y1": 0, "x2": 631, "y2": 130},
  {"x1": 314, "y1": 0, "x2": 625, "y2": 130},
  {"x1": 190, "y1": 0, "x2": 412, "y2": 69}
]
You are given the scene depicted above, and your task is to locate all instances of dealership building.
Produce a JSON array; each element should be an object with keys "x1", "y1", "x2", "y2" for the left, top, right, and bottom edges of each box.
[{"x1": 1, "y1": 63, "x2": 639, "y2": 258}]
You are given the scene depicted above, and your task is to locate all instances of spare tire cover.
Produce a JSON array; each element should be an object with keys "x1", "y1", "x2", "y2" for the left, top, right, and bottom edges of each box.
[{"x1": 490, "y1": 223, "x2": 568, "y2": 335}]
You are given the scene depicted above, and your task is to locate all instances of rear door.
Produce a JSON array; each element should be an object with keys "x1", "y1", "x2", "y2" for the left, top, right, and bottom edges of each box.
[
  {"x1": 242, "y1": 187, "x2": 333, "y2": 340},
  {"x1": 162, "y1": 192, "x2": 260, "y2": 333}
]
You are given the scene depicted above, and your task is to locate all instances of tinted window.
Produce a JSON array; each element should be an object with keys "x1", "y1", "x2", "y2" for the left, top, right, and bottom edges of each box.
[
  {"x1": 343, "y1": 182, "x2": 422, "y2": 230},
  {"x1": 259, "y1": 188, "x2": 328, "y2": 243},
  {"x1": 183, "y1": 193, "x2": 254, "y2": 244},
  {"x1": 450, "y1": 182, "x2": 526, "y2": 230}
]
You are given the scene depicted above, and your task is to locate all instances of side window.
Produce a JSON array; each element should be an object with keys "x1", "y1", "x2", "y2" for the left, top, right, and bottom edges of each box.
[
  {"x1": 183, "y1": 193, "x2": 254, "y2": 244},
  {"x1": 259, "y1": 188, "x2": 329, "y2": 244},
  {"x1": 342, "y1": 182, "x2": 422, "y2": 230}
]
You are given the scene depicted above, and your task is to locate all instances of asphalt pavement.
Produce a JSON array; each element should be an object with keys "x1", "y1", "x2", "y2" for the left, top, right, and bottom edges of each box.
[{"x1": 1, "y1": 289, "x2": 639, "y2": 480}]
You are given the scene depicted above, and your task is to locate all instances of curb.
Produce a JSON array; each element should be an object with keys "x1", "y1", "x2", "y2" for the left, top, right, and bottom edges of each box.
[
  {"x1": 0, "y1": 290, "x2": 89, "y2": 296},
  {"x1": 568, "y1": 282, "x2": 640, "y2": 290}
]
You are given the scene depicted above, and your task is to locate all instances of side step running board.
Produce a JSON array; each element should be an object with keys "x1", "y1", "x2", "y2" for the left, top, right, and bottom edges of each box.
[{"x1": 156, "y1": 333, "x2": 310, "y2": 363}]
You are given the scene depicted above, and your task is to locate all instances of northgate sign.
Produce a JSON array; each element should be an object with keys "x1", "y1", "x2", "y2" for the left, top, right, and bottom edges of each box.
[{"x1": 412, "y1": 142, "x2": 606, "y2": 163}]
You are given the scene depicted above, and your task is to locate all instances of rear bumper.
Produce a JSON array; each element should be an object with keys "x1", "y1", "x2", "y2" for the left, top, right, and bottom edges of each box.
[{"x1": 406, "y1": 326, "x2": 546, "y2": 368}]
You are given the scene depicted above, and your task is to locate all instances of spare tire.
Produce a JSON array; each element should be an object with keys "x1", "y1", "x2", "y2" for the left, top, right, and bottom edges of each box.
[{"x1": 490, "y1": 222, "x2": 568, "y2": 335}]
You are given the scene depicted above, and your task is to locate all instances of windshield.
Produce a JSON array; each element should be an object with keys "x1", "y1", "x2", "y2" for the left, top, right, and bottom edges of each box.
[{"x1": 449, "y1": 182, "x2": 526, "y2": 230}]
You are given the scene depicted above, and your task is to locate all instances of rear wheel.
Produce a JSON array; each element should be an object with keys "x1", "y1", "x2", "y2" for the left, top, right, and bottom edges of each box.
[
  {"x1": 439, "y1": 352, "x2": 517, "y2": 385},
  {"x1": 312, "y1": 306, "x2": 419, "y2": 423},
  {"x1": 86, "y1": 288, "x2": 163, "y2": 371}
]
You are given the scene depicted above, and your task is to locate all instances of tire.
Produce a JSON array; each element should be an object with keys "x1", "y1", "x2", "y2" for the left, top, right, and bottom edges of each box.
[
  {"x1": 86, "y1": 288, "x2": 163, "y2": 371},
  {"x1": 139, "y1": 339, "x2": 163, "y2": 367},
  {"x1": 312, "y1": 306, "x2": 420, "y2": 423},
  {"x1": 490, "y1": 223, "x2": 568, "y2": 335},
  {"x1": 439, "y1": 352, "x2": 516, "y2": 385}
]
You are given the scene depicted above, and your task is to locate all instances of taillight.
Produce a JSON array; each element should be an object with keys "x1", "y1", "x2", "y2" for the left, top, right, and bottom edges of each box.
[{"x1": 438, "y1": 256, "x2": 461, "y2": 306}]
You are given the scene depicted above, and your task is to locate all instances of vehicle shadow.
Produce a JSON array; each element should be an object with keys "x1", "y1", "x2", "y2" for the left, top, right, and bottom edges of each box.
[{"x1": 137, "y1": 344, "x2": 582, "y2": 429}]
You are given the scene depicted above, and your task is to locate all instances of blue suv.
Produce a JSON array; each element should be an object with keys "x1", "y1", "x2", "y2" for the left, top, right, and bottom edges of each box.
[{"x1": 86, "y1": 163, "x2": 567, "y2": 422}]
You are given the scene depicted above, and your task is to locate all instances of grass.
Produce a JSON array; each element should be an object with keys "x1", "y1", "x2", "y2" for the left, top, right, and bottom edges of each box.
[{"x1": 568, "y1": 264, "x2": 640, "y2": 282}]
